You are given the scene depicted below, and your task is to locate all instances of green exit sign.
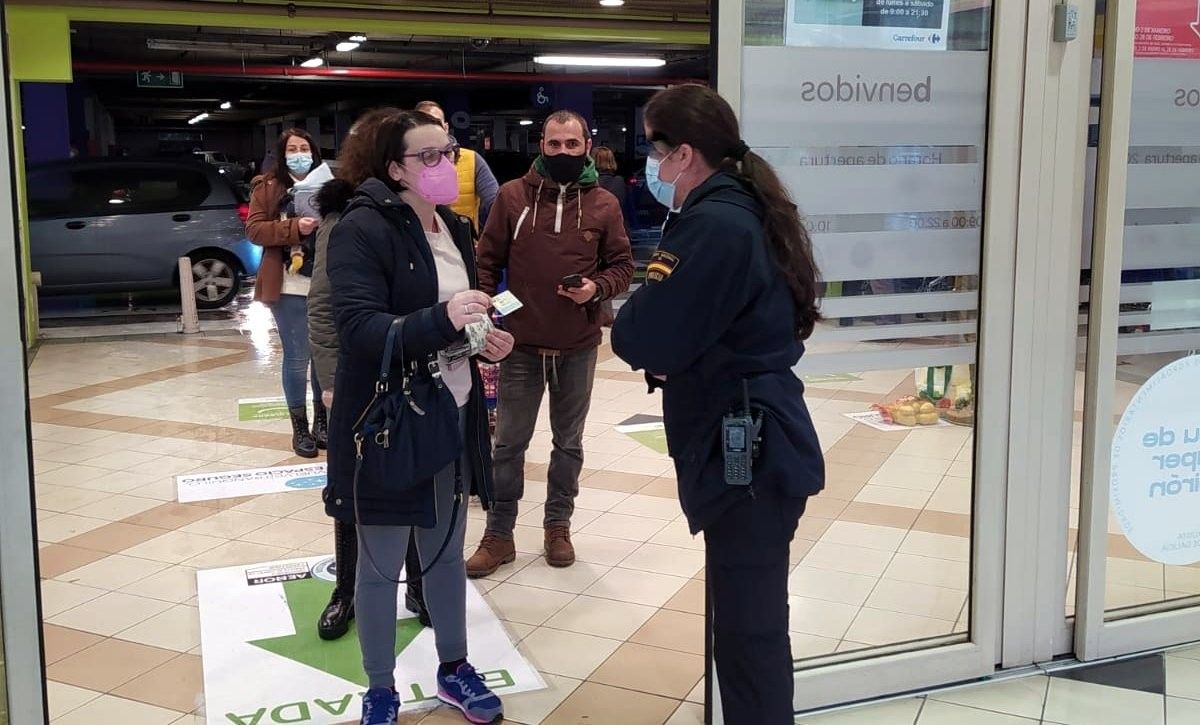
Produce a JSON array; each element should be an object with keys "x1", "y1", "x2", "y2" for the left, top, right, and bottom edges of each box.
[{"x1": 137, "y1": 70, "x2": 183, "y2": 88}]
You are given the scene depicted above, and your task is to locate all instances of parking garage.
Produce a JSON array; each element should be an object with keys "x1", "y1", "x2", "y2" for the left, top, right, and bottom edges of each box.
[{"x1": 19, "y1": 7, "x2": 706, "y2": 339}]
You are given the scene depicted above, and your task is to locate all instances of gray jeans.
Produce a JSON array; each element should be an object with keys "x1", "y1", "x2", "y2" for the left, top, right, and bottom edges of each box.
[
  {"x1": 486, "y1": 346, "x2": 597, "y2": 536},
  {"x1": 355, "y1": 411, "x2": 469, "y2": 689}
]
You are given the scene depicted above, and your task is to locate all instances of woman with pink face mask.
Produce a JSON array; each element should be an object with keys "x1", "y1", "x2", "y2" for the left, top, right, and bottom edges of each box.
[{"x1": 324, "y1": 110, "x2": 514, "y2": 725}]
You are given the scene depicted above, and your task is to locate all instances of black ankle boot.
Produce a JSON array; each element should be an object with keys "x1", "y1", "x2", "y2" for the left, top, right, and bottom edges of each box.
[
  {"x1": 318, "y1": 592, "x2": 354, "y2": 641},
  {"x1": 319, "y1": 520, "x2": 358, "y2": 640},
  {"x1": 403, "y1": 537, "x2": 432, "y2": 627},
  {"x1": 405, "y1": 586, "x2": 432, "y2": 628},
  {"x1": 290, "y1": 407, "x2": 318, "y2": 458},
  {"x1": 312, "y1": 401, "x2": 329, "y2": 450}
]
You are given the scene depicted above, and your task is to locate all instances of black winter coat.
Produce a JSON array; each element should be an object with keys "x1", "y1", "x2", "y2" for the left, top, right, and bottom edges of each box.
[
  {"x1": 611, "y1": 172, "x2": 825, "y2": 534},
  {"x1": 323, "y1": 178, "x2": 495, "y2": 527}
]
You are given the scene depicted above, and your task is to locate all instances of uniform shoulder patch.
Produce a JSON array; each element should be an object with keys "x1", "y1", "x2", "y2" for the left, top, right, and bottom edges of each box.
[{"x1": 645, "y1": 250, "x2": 679, "y2": 283}]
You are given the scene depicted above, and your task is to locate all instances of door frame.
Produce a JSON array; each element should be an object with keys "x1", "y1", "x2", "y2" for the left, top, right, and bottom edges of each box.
[
  {"x1": 714, "y1": 0, "x2": 1025, "y2": 711},
  {"x1": 0, "y1": 7, "x2": 48, "y2": 722},
  {"x1": 1073, "y1": 0, "x2": 1200, "y2": 661}
]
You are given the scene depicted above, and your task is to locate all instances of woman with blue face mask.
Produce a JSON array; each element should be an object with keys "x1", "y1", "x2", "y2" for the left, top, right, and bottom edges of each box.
[
  {"x1": 612, "y1": 84, "x2": 825, "y2": 724},
  {"x1": 246, "y1": 128, "x2": 334, "y2": 457}
]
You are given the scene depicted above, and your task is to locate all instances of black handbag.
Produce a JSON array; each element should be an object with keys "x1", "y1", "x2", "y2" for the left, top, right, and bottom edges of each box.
[
  {"x1": 351, "y1": 315, "x2": 465, "y2": 585},
  {"x1": 352, "y1": 315, "x2": 462, "y2": 487}
]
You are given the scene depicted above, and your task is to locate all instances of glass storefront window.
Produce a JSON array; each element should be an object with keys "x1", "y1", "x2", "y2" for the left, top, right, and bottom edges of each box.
[
  {"x1": 1072, "y1": 0, "x2": 1200, "y2": 619},
  {"x1": 742, "y1": 0, "x2": 993, "y2": 662}
]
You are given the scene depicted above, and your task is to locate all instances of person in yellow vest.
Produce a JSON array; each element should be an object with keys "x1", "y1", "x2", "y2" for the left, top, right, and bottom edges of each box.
[{"x1": 415, "y1": 101, "x2": 500, "y2": 234}]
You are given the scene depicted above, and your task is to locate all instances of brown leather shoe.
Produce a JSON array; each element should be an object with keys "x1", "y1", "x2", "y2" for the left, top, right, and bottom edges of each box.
[
  {"x1": 465, "y1": 533, "x2": 516, "y2": 579},
  {"x1": 545, "y1": 526, "x2": 575, "y2": 568}
]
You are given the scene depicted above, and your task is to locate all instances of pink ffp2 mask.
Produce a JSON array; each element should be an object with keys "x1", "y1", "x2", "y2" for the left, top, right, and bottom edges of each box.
[{"x1": 415, "y1": 155, "x2": 460, "y2": 206}]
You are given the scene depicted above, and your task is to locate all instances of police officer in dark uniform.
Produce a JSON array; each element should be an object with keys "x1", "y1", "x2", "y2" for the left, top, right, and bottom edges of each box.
[{"x1": 611, "y1": 84, "x2": 825, "y2": 724}]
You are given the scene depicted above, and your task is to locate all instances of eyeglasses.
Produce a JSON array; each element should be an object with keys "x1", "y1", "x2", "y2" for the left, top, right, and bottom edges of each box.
[
  {"x1": 647, "y1": 144, "x2": 676, "y2": 162},
  {"x1": 402, "y1": 144, "x2": 460, "y2": 168}
]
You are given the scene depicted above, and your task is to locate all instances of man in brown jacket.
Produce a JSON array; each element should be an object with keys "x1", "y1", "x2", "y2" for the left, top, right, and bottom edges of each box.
[{"x1": 467, "y1": 110, "x2": 633, "y2": 575}]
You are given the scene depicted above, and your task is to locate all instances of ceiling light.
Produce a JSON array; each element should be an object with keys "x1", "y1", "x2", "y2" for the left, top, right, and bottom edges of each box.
[
  {"x1": 108, "y1": 198, "x2": 126, "y2": 205},
  {"x1": 519, "y1": 119, "x2": 533, "y2": 126},
  {"x1": 600, "y1": 0, "x2": 626, "y2": 6},
  {"x1": 219, "y1": 101, "x2": 232, "y2": 110},
  {"x1": 147, "y1": 38, "x2": 308, "y2": 54},
  {"x1": 534, "y1": 55, "x2": 665, "y2": 68},
  {"x1": 335, "y1": 41, "x2": 361, "y2": 52},
  {"x1": 188, "y1": 112, "x2": 209, "y2": 125},
  {"x1": 300, "y1": 56, "x2": 324, "y2": 69},
  {"x1": 349, "y1": 34, "x2": 368, "y2": 43},
  {"x1": 591, "y1": 128, "x2": 598, "y2": 135},
  {"x1": 621, "y1": 126, "x2": 627, "y2": 132}
]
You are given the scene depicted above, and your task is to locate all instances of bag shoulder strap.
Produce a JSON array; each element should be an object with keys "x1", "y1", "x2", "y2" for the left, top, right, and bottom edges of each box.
[{"x1": 379, "y1": 316, "x2": 407, "y2": 392}]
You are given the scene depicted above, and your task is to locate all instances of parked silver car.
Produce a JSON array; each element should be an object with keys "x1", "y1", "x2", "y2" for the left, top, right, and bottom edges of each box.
[
  {"x1": 193, "y1": 150, "x2": 247, "y2": 181},
  {"x1": 28, "y1": 159, "x2": 262, "y2": 309}
]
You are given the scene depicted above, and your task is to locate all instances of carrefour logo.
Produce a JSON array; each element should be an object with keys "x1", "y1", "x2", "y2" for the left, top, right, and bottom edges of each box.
[{"x1": 890, "y1": 32, "x2": 942, "y2": 46}]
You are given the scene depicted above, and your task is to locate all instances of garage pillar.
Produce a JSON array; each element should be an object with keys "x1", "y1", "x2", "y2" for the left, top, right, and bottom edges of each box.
[
  {"x1": 261, "y1": 123, "x2": 279, "y2": 174},
  {"x1": 492, "y1": 119, "x2": 507, "y2": 151}
]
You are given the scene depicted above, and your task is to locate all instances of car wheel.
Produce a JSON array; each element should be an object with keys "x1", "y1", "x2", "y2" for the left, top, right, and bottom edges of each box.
[{"x1": 190, "y1": 253, "x2": 242, "y2": 309}]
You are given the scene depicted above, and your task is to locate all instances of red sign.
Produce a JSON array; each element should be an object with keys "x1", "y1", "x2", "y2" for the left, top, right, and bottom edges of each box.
[{"x1": 1135, "y1": 0, "x2": 1200, "y2": 59}]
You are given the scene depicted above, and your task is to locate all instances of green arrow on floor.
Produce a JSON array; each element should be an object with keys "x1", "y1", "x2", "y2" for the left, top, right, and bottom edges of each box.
[{"x1": 249, "y1": 576, "x2": 424, "y2": 687}]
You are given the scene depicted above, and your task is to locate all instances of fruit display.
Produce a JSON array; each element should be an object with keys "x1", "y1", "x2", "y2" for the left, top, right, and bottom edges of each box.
[
  {"x1": 916, "y1": 365, "x2": 976, "y2": 427},
  {"x1": 939, "y1": 380, "x2": 975, "y2": 426}
]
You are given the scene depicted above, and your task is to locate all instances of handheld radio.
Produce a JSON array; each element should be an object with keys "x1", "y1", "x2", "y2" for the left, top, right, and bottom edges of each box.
[{"x1": 722, "y1": 380, "x2": 762, "y2": 486}]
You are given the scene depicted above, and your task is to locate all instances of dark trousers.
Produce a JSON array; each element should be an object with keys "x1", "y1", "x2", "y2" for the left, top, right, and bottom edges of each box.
[
  {"x1": 486, "y1": 346, "x2": 598, "y2": 535},
  {"x1": 704, "y1": 488, "x2": 806, "y2": 725}
]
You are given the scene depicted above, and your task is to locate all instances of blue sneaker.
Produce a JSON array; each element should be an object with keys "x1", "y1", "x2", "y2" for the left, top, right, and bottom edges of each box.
[
  {"x1": 437, "y1": 663, "x2": 504, "y2": 724},
  {"x1": 360, "y1": 687, "x2": 398, "y2": 725}
]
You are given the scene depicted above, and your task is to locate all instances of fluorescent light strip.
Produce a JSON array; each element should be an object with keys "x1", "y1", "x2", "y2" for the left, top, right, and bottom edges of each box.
[
  {"x1": 300, "y1": 57, "x2": 324, "y2": 68},
  {"x1": 533, "y1": 55, "x2": 665, "y2": 68}
]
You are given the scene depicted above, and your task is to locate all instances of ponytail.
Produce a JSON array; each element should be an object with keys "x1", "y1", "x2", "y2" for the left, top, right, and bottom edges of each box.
[{"x1": 730, "y1": 152, "x2": 821, "y2": 340}]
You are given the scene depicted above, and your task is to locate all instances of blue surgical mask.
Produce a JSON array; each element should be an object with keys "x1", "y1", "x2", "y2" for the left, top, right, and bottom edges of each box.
[
  {"x1": 645, "y1": 154, "x2": 681, "y2": 211},
  {"x1": 285, "y1": 153, "x2": 313, "y2": 176}
]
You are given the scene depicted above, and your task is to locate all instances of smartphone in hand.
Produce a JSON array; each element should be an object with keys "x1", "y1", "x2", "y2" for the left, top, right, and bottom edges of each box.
[{"x1": 560, "y1": 274, "x2": 584, "y2": 290}]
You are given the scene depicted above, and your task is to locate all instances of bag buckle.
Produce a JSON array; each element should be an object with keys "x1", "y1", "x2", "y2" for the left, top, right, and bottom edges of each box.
[
  {"x1": 353, "y1": 433, "x2": 364, "y2": 460},
  {"x1": 428, "y1": 359, "x2": 445, "y2": 389},
  {"x1": 375, "y1": 429, "x2": 390, "y2": 448},
  {"x1": 376, "y1": 380, "x2": 389, "y2": 394}
]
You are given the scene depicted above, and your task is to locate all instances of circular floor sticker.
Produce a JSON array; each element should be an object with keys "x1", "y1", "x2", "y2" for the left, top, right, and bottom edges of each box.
[{"x1": 1111, "y1": 355, "x2": 1200, "y2": 565}]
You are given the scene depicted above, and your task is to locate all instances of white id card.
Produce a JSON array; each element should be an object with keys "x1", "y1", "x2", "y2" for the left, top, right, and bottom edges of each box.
[{"x1": 491, "y1": 291, "x2": 524, "y2": 316}]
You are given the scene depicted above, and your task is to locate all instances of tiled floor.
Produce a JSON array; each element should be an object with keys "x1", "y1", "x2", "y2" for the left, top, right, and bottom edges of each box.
[
  {"x1": 23, "y1": 319, "x2": 1199, "y2": 723},
  {"x1": 799, "y1": 646, "x2": 1200, "y2": 724}
]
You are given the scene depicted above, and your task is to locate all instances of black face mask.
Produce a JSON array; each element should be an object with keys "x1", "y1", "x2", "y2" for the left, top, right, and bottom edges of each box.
[{"x1": 542, "y1": 152, "x2": 587, "y2": 185}]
